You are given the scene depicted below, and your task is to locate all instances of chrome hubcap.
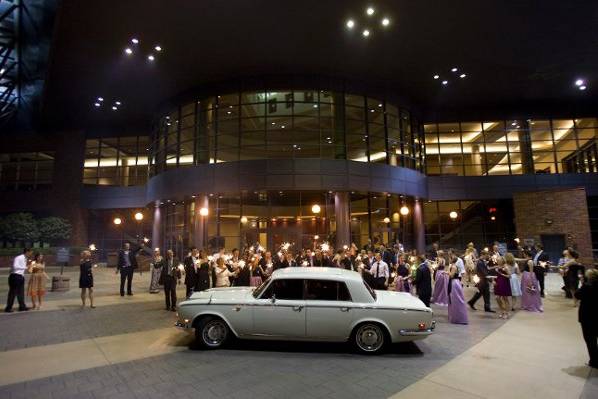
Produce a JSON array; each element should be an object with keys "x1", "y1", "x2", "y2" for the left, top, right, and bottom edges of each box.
[
  {"x1": 203, "y1": 321, "x2": 226, "y2": 346},
  {"x1": 356, "y1": 325, "x2": 383, "y2": 352}
]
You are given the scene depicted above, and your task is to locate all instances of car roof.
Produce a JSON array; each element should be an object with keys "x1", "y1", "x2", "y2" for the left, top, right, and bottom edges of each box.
[{"x1": 271, "y1": 267, "x2": 363, "y2": 282}]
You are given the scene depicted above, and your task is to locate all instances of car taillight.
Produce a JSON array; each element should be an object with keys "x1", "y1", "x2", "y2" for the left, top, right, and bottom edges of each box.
[{"x1": 418, "y1": 323, "x2": 426, "y2": 330}]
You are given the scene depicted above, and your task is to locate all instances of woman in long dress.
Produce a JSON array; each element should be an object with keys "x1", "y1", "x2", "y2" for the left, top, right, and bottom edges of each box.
[
  {"x1": 27, "y1": 253, "x2": 48, "y2": 310},
  {"x1": 149, "y1": 248, "x2": 164, "y2": 293},
  {"x1": 249, "y1": 254, "x2": 266, "y2": 287},
  {"x1": 563, "y1": 249, "x2": 585, "y2": 306},
  {"x1": 79, "y1": 250, "x2": 95, "y2": 308},
  {"x1": 505, "y1": 253, "x2": 522, "y2": 311},
  {"x1": 447, "y1": 262, "x2": 468, "y2": 324},
  {"x1": 431, "y1": 253, "x2": 449, "y2": 306},
  {"x1": 520, "y1": 252, "x2": 543, "y2": 312}
]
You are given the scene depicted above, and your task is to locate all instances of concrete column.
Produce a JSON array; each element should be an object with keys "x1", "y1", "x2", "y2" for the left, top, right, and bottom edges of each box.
[
  {"x1": 152, "y1": 201, "x2": 162, "y2": 251},
  {"x1": 334, "y1": 192, "x2": 351, "y2": 248},
  {"x1": 193, "y1": 195, "x2": 209, "y2": 250},
  {"x1": 413, "y1": 199, "x2": 425, "y2": 254}
]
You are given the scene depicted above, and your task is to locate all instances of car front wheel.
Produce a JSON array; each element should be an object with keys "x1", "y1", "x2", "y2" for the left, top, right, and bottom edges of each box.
[
  {"x1": 195, "y1": 316, "x2": 230, "y2": 349},
  {"x1": 352, "y1": 323, "x2": 386, "y2": 354}
]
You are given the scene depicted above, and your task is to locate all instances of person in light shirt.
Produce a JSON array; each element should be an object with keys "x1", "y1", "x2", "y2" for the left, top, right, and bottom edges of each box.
[
  {"x1": 368, "y1": 253, "x2": 389, "y2": 290},
  {"x1": 214, "y1": 257, "x2": 238, "y2": 288},
  {"x1": 5, "y1": 248, "x2": 32, "y2": 312}
]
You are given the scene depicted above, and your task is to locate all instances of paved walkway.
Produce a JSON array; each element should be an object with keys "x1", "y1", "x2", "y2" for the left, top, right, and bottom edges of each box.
[{"x1": 0, "y1": 269, "x2": 595, "y2": 398}]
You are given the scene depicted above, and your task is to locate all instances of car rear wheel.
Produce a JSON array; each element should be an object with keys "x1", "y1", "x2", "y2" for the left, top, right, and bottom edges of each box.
[
  {"x1": 352, "y1": 323, "x2": 386, "y2": 354},
  {"x1": 195, "y1": 316, "x2": 230, "y2": 349}
]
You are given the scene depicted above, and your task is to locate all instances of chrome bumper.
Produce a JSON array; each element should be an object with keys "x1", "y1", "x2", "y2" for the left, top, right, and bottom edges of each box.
[
  {"x1": 399, "y1": 320, "x2": 436, "y2": 336},
  {"x1": 175, "y1": 320, "x2": 191, "y2": 330}
]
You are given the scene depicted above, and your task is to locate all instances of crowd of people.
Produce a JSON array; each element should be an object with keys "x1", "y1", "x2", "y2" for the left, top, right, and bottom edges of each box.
[{"x1": 3, "y1": 239, "x2": 596, "y2": 368}]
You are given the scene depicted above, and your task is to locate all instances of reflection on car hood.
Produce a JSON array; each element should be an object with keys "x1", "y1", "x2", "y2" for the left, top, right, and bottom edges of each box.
[
  {"x1": 374, "y1": 290, "x2": 431, "y2": 311},
  {"x1": 189, "y1": 286, "x2": 254, "y2": 302}
]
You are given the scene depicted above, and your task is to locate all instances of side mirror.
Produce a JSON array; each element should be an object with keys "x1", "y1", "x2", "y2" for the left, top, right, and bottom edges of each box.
[{"x1": 270, "y1": 294, "x2": 276, "y2": 304}]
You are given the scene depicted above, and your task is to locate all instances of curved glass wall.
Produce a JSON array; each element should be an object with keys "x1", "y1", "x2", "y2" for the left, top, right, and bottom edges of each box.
[{"x1": 150, "y1": 90, "x2": 424, "y2": 175}]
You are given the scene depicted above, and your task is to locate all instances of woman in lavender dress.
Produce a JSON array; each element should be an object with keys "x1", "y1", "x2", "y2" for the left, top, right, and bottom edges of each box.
[
  {"x1": 395, "y1": 255, "x2": 411, "y2": 293},
  {"x1": 447, "y1": 263, "x2": 468, "y2": 324},
  {"x1": 520, "y1": 251, "x2": 543, "y2": 312},
  {"x1": 494, "y1": 257, "x2": 513, "y2": 319},
  {"x1": 431, "y1": 252, "x2": 449, "y2": 306}
]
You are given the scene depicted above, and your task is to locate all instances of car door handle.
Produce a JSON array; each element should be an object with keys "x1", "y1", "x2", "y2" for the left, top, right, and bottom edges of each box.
[
  {"x1": 340, "y1": 307, "x2": 350, "y2": 312},
  {"x1": 292, "y1": 306, "x2": 303, "y2": 312},
  {"x1": 233, "y1": 306, "x2": 242, "y2": 312}
]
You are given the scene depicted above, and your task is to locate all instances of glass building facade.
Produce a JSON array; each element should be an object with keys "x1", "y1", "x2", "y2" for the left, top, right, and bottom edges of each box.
[
  {"x1": 424, "y1": 118, "x2": 597, "y2": 176},
  {"x1": 149, "y1": 90, "x2": 425, "y2": 174},
  {"x1": 0, "y1": 152, "x2": 55, "y2": 191}
]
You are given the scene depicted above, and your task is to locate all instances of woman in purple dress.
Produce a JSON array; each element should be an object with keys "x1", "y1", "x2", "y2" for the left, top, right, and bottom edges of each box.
[
  {"x1": 520, "y1": 251, "x2": 543, "y2": 312},
  {"x1": 494, "y1": 257, "x2": 512, "y2": 319},
  {"x1": 447, "y1": 263, "x2": 468, "y2": 324},
  {"x1": 395, "y1": 255, "x2": 411, "y2": 293},
  {"x1": 431, "y1": 252, "x2": 449, "y2": 306}
]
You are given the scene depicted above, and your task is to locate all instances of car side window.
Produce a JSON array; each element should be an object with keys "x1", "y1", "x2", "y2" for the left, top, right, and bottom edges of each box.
[
  {"x1": 260, "y1": 279, "x2": 303, "y2": 300},
  {"x1": 305, "y1": 280, "x2": 352, "y2": 302}
]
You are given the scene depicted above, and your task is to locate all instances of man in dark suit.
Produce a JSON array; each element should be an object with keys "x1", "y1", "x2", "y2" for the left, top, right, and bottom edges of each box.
[
  {"x1": 414, "y1": 256, "x2": 432, "y2": 307},
  {"x1": 161, "y1": 249, "x2": 181, "y2": 311},
  {"x1": 575, "y1": 269, "x2": 598, "y2": 369},
  {"x1": 533, "y1": 244, "x2": 549, "y2": 297},
  {"x1": 117, "y1": 242, "x2": 138, "y2": 296},
  {"x1": 468, "y1": 250, "x2": 495, "y2": 312},
  {"x1": 184, "y1": 247, "x2": 200, "y2": 298}
]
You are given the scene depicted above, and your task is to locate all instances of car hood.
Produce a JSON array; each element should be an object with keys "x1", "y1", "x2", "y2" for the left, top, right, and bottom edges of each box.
[
  {"x1": 189, "y1": 286, "x2": 254, "y2": 302},
  {"x1": 374, "y1": 290, "x2": 431, "y2": 312}
]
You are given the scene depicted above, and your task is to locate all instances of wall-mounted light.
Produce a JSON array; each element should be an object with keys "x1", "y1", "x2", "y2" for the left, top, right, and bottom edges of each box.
[
  {"x1": 199, "y1": 207, "x2": 209, "y2": 216},
  {"x1": 400, "y1": 206, "x2": 410, "y2": 216},
  {"x1": 113, "y1": 217, "x2": 122, "y2": 225}
]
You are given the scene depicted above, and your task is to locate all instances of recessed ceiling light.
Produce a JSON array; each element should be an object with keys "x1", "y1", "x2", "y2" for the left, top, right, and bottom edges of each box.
[
  {"x1": 366, "y1": 7, "x2": 375, "y2": 16},
  {"x1": 451, "y1": 67, "x2": 458, "y2": 72},
  {"x1": 94, "y1": 103, "x2": 100, "y2": 107},
  {"x1": 313, "y1": 104, "x2": 318, "y2": 108},
  {"x1": 381, "y1": 18, "x2": 390, "y2": 26},
  {"x1": 124, "y1": 48, "x2": 133, "y2": 55},
  {"x1": 433, "y1": 75, "x2": 440, "y2": 79},
  {"x1": 131, "y1": 38, "x2": 139, "y2": 44},
  {"x1": 155, "y1": 45, "x2": 162, "y2": 52},
  {"x1": 97, "y1": 97, "x2": 103, "y2": 102},
  {"x1": 460, "y1": 73, "x2": 467, "y2": 78},
  {"x1": 378, "y1": 103, "x2": 383, "y2": 107},
  {"x1": 579, "y1": 85, "x2": 587, "y2": 90},
  {"x1": 362, "y1": 29, "x2": 370, "y2": 37},
  {"x1": 281, "y1": 125, "x2": 285, "y2": 129},
  {"x1": 442, "y1": 80, "x2": 448, "y2": 85},
  {"x1": 147, "y1": 54, "x2": 155, "y2": 61},
  {"x1": 511, "y1": 122, "x2": 517, "y2": 126},
  {"x1": 227, "y1": 111, "x2": 232, "y2": 115},
  {"x1": 112, "y1": 106, "x2": 117, "y2": 110},
  {"x1": 346, "y1": 19, "x2": 355, "y2": 29},
  {"x1": 115, "y1": 101, "x2": 121, "y2": 105},
  {"x1": 575, "y1": 79, "x2": 584, "y2": 86}
]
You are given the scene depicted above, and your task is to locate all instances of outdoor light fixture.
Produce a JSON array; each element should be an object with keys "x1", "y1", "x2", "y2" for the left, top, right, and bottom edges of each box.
[
  {"x1": 400, "y1": 206, "x2": 409, "y2": 216},
  {"x1": 381, "y1": 17, "x2": 390, "y2": 26},
  {"x1": 449, "y1": 211, "x2": 458, "y2": 220},
  {"x1": 366, "y1": 7, "x2": 375, "y2": 15},
  {"x1": 199, "y1": 207, "x2": 209, "y2": 216},
  {"x1": 124, "y1": 47, "x2": 133, "y2": 55},
  {"x1": 111, "y1": 106, "x2": 117, "y2": 110},
  {"x1": 147, "y1": 54, "x2": 155, "y2": 61},
  {"x1": 131, "y1": 38, "x2": 139, "y2": 44},
  {"x1": 575, "y1": 79, "x2": 584, "y2": 86},
  {"x1": 460, "y1": 73, "x2": 467, "y2": 78},
  {"x1": 115, "y1": 101, "x2": 121, "y2": 105},
  {"x1": 312, "y1": 204, "x2": 321, "y2": 214},
  {"x1": 451, "y1": 67, "x2": 458, "y2": 72},
  {"x1": 383, "y1": 217, "x2": 391, "y2": 224},
  {"x1": 97, "y1": 97, "x2": 104, "y2": 102},
  {"x1": 346, "y1": 19, "x2": 355, "y2": 29},
  {"x1": 579, "y1": 85, "x2": 587, "y2": 91},
  {"x1": 154, "y1": 45, "x2": 162, "y2": 51},
  {"x1": 134, "y1": 212, "x2": 143, "y2": 221},
  {"x1": 442, "y1": 80, "x2": 448, "y2": 85},
  {"x1": 433, "y1": 75, "x2": 440, "y2": 80},
  {"x1": 94, "y1": 102, "x2": 100, "y2": 107},
  {"x1": 240, "y1": 216, "x2": 248, "y2": 224},
  {"x1": 113, "y1": 217, "x2": 122, "y2": 225},
  {"x1": 362, "y1": 29, "x2": 370, "y2": 37}
]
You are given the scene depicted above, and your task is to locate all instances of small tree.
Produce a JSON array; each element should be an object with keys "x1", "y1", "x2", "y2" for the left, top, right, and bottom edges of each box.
[
  {"x1": 38, "y1": 217, "x2": 72, "y2": 245},
  {"x1": 2, "y1": 213, "x2": 40, "y2": 245}
]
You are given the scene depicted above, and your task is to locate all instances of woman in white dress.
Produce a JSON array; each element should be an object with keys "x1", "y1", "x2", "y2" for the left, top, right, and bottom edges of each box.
[
  {"x1": 149, "y1": 248, "x2": 164, "y2": 293},
  {"x1": 505, "y1": 252, "x2": 522, "y2": 310}
]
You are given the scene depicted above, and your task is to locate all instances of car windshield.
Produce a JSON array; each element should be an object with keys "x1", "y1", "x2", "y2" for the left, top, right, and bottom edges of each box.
[
  {"x1": 252, "y1": 277, "x2": 271, "y2": 298},
  {"x1": 363, "y1": 280, "x2": 377, "y2": 300}
]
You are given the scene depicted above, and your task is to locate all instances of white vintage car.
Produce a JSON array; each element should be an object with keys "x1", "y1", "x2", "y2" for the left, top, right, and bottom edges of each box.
[{"x1": 176, "y1": 267, "x2": 435, "y2": 354}]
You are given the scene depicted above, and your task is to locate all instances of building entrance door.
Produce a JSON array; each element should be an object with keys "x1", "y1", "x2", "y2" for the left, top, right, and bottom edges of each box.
[{"x1": 540, "y1": 234, "x2": 566, "y2": 265}]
